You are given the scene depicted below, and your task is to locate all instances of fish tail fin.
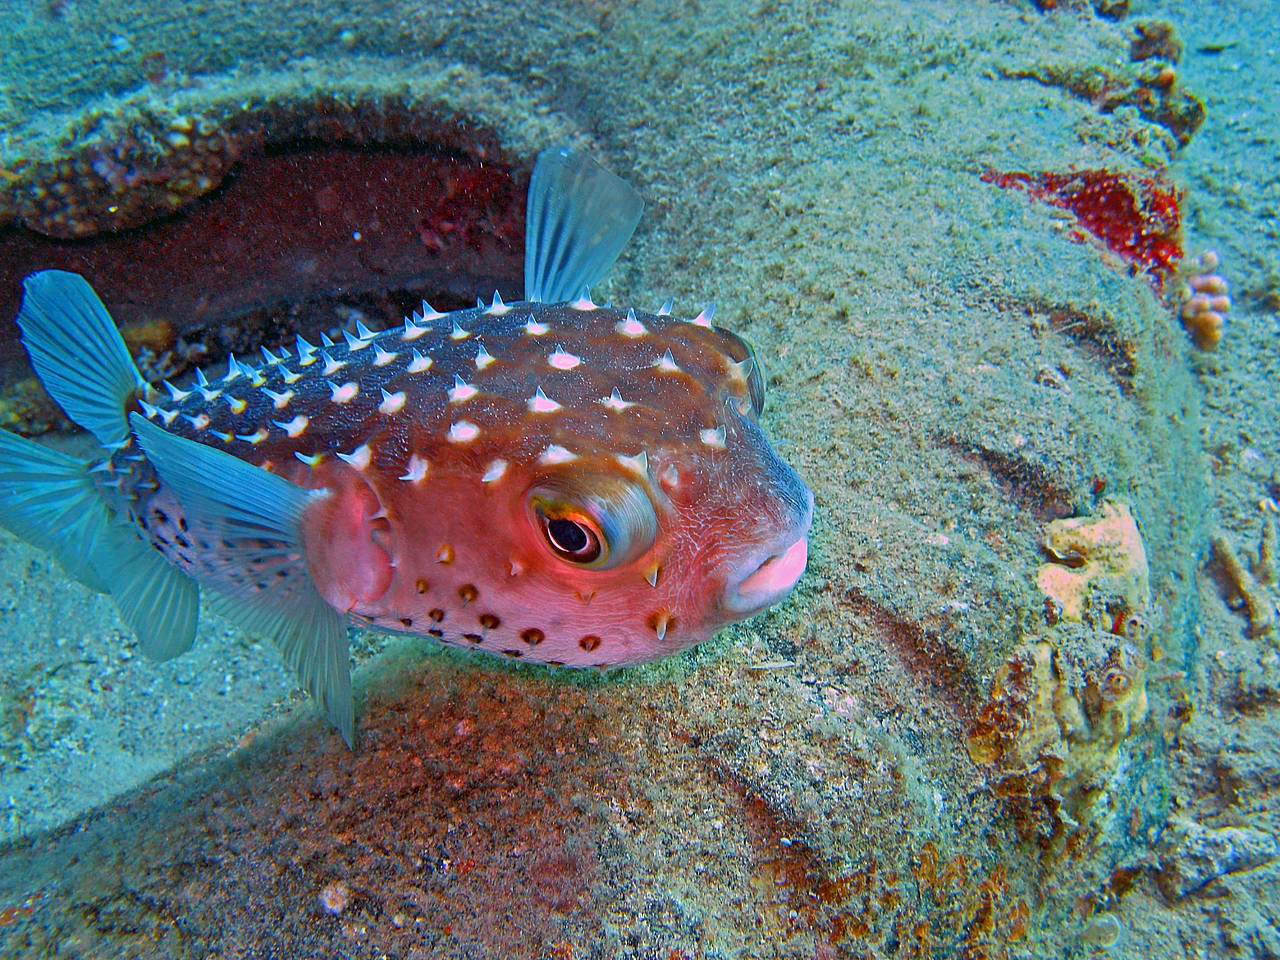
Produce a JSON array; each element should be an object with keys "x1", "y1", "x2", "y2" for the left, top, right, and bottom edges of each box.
[
  {"x1": 524, "y1": 146, "x2": 645, "y2": 304},
  {"x1": 5, "y1": 270, "x2": 200, "y2": 658},
  {"x1": 15, "y1": 270, "x2": 147, "y2": 448},
  {"x1": 0, "y1": 429, "x2": 119, "y2": 593},
  {"x1": 0, "y1": 429, "x2": 200, "y2": 658}
]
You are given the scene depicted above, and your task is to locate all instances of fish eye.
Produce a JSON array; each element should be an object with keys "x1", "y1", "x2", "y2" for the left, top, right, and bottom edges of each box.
[
  {"x1": 539, "y1": 510, "x2": 603, "y2": 564},
  {"x1": 528, "y1": 476, "x2": 658, "y2": 570}
]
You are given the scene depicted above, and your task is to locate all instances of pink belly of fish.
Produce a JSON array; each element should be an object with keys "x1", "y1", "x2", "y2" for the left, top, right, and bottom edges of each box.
[{"x1": 305, "y1": 468, "x2": 688, "y2": 667}]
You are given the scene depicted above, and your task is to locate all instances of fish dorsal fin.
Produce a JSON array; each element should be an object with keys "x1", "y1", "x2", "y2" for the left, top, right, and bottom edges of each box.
[
  {"x1": 524, "y1": 146, "x2": 645, "y2": 304},
  {"x1": 130, "y1": 414, "x2": 355, "y2": 747},
  {"x1": 16, "y1": 270, "x2": 146, "y2": 448}
]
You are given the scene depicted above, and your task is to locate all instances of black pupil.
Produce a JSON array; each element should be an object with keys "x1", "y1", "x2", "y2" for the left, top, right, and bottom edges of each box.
[{"x1": 548, "y1": 518, "x2": 589, "y2": 555}]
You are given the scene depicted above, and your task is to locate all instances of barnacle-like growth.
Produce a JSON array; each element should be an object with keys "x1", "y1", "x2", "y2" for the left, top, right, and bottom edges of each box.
[
  {"x1": 966, "y1": 639, "x2": 1149, "y2": 832},
  {"x1": 1176, "y1": 250, "x2": 1231, "y2": 350}
]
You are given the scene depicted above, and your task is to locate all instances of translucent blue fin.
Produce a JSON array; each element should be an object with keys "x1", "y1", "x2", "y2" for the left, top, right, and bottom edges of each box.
[
  {"x1": 16, "y1": 271, "x2": 147, "y2": 448},
  {"x1": 111, "y1": 534, "x2": 201, "y2": 661},
  {"x1": 0, "y1": 429, "x2": 118, "y2": 592},
  {"x1": 524, "y1": 146, "x2": 645, "y2": 304},
  {"x1": 130, "y1": 414, "x2": 355, "y2": 746},
  {"x1": 0, "y1": 429, "x2": 200, "y2": 656}
]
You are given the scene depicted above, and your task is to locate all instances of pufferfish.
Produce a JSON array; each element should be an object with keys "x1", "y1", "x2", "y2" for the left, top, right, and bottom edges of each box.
[{"x1": 0, "y1": 147, "x2": 812, "y2": 746}]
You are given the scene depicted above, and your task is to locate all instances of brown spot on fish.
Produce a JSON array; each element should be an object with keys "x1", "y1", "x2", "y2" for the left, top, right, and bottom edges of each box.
[
  {"x1": 415, "y1": 578, "x2": 429, "y2": 594},
  {"x1": 463, "y1": 632, "x2": 483, "y2": 644},
  {"x1": 479, "y1": 612, "x2": 500, "y2": 630},
  {"x1": 579, "y1": 635, "x2": 601, "y2": 652},
  {"x1": 521, "y1": 628, "x2": 545, "y2": 646},
  {"x1": 458, "y1": 583, "x2": 478, "y2": 603},
  {"x1": 428, "y1": 608, "x2": 444, "y2": 622},
  {"x1": 399, "y1": 617, "x2": 413, "y2": 628},
  {"x1": 435, "y1": 544, "x2": 454, "y2": 565},
  {"x1": 501, "y1": 649, "x2": 522, "y2": 658}
]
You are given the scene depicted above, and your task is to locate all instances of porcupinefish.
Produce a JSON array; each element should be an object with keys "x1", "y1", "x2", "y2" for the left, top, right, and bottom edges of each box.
[{"x1": 0, "y1": 147, "x2": 812, "y2": 746}]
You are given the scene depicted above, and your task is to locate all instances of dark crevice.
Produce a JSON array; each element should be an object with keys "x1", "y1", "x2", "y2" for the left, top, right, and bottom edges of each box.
[
  {"x1": 937, "y1": 432, "x2": 1079, "y2": 522},
  {"x1": 843, "y1": 585, "x2": 979, "y2": 718}
]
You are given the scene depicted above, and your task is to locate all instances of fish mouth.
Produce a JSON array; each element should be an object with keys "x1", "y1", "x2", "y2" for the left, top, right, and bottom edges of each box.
[{"x1": 721, "y1": 491, "x2": 814, "y2": 617}]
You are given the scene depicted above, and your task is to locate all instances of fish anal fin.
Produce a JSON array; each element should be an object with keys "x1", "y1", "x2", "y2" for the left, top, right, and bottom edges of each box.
[{"x1": 111, "y1": 535, "x2": 201, "y2": 660}]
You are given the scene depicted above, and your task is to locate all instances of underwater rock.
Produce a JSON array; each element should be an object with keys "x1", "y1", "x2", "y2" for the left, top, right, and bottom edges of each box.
[
  {"x1": 0, "y1": 0, "x2": 1218, "y2": 952},
  {"x1": 1156, "y1": 818, "x2": 1279, "y2": 901},
  {"x1": 0, "y1": 60, "x2": 574, "y2": 433}
]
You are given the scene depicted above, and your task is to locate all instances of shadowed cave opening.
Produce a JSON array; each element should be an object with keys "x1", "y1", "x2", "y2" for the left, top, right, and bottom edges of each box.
[{"x1": 0, "y1": 109, "x2": 529, "y2": 434}]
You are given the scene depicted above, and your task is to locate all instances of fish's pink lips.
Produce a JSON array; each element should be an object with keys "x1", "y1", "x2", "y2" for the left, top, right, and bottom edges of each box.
[
  {"x1": 723, "y1": 532, "x2": 811, "y2": 616},
  {"x1": 738, "y1": 537, "x2": 808, "y2": 598}
]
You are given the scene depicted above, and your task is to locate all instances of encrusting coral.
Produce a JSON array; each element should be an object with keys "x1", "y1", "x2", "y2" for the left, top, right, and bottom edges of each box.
[
  {"x1": 968, "y1": 502, "x2": 1155, "y2": 840},
  {"x1": 1036, "y1": 501, "x2": 1150, "y2": 624},
  {"x1": 1209, "y1": 524, "x2": 1277, "y2": 638}
]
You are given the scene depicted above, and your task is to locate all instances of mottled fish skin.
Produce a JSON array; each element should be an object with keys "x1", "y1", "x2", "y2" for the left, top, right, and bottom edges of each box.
[{"x1": 119, "y1": 294, "x2": 813, "y2": 667}]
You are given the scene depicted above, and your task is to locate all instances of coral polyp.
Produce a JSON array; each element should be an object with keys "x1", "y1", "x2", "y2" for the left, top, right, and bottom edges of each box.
[{"x1": 1176, "y1": 250, "x2": 1232, "y2": 350}]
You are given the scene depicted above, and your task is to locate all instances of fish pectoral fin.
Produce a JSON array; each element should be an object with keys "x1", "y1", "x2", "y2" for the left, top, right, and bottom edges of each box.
[
  {"x1": 130, "y1": 413, "x2": 355, "y2": 748},
  {"x1": 524, "y1": 147, "x2": 645, "y2": 304},
  {"x1": 307, "y1": 477, "x2": 395, "y2": 614}
]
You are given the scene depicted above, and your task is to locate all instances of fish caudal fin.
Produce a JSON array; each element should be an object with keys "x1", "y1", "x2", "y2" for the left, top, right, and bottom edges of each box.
[
  {"x1": 16, "y1": 270, "x2": 146, "y2": 448},
  {"x1": 0, "y1": 430, "x2": 120, "y2": 593},
  {"x1": 8, "y1": 269, "x2": 200, "y2": 656},
  {"x1": 130, "y1": 414, "x2": 355, "y2": 747},
  {"x1": 0, "y1": 430, "x2": 200, "y2": 656},
  {"x1": 524, "y1": 146, "x2": 645, "y2": 304}
]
